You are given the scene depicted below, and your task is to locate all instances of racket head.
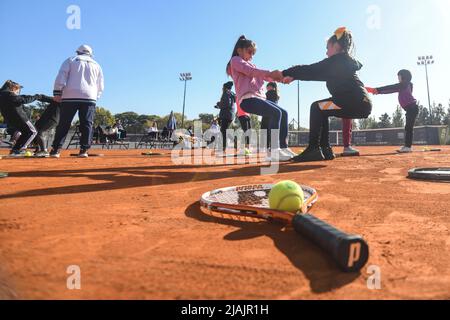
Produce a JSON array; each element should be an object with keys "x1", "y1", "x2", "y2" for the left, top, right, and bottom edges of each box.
[
  {"x1": 200, "y1": 184, "x2": 318, "y2": 223},
  {"x1": 70, "y1": 153, "x2": 104, "y2": 157},
  {"x1": 408, "y1": 167, "x2": 450, "y2": 181},
  {"x1": 142, "y1": 152, "x2": 164, "y2": 156}
]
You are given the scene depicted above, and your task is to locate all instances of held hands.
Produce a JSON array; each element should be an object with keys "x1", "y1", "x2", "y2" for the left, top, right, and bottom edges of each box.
[
  {"x1": 269, "y1": 70, "x2": 284, "y2": 82},
  {"x1": 282, "y1": 76, "x2": 294, "y2": 84},
  {"x1": 365, "y1": 87, "x2": 378, "y2": 95},
  {"x1": 269, "y1": 70, "x2": 295, "y2": 84}
]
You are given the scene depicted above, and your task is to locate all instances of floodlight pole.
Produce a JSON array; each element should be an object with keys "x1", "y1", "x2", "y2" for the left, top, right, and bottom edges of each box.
[
  {"x1": 297, "y1": 80, "x2": 300, "y2": 131},
  {"x1": 179, "y1": 72, "x2": 192, "y2": 129},
  {"x1": 417, "y1": 55, "x2": 435, "y2": 117}
]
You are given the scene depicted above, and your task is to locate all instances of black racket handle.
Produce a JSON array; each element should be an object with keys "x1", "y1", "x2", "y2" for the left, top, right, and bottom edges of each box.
[{"x1": 292, "y1": 214, "x2": 369, "y2": 272}]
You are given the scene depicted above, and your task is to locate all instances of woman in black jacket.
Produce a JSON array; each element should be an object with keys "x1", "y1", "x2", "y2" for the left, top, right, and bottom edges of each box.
[{"x1": 216, "y1": 81, "x2": 236, "y2": 152}]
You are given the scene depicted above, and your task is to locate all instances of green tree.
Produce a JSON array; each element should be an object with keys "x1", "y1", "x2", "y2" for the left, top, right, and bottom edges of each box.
[
  {"x1": 115, "y1": 112, "x2": 140, "y2": 128},
  {"x1": 443, "y1": 101, "x2": 450, "y2": 126},
  {"x1": 416, "y1": 105, "x2": 430, "y2": 126},
  {"x1": 378, "y1": 113, "x2": 392, "y2": 128},
  {"x1": 198, "y1": 113, "x2": 215, "y2": 125},
  {"x1": 431, "y1": 103, "x2": 446, "y2": 125},
  {"x1": 137, "y1": 114, "x2": 153, "y2": 129},
  {"x1": 358, "y1": 116, "x2": 378, "y2": 130},
  {"x1": 95, "y1": 106, "x2": 115, "y2": 127},
  {"x1": 392, "y1": 106, "x2": 405, "y2": 128}
]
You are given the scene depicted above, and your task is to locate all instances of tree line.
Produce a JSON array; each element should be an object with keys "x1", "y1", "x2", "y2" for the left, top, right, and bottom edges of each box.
[
  {"x1": 329, "y1": 101, "x2": 450, "y2": 131},
  {"x1": 2, "y1": 100, "x2": 449, "y2": 134}
]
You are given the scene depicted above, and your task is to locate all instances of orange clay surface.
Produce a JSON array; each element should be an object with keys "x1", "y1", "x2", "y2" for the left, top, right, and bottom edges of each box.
[{"x1": 0, "y1": 146, "x2": 449, "y2": 300}]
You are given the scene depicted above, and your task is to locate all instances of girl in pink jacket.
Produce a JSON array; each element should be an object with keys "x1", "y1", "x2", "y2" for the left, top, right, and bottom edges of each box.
[{"x1": 226, "y1": 35, "x2": 295, "y2": 161}]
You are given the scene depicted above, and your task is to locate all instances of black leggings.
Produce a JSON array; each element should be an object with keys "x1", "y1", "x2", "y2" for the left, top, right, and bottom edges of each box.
[
  {"x1": 404, "y1": 104, "x2": 419, "y2": 148},
  {"x1": 238, "y1": 116, "x2": 251, "y2": 146},
  {"x1": 3, "y1": 108, "x2": 37, "y2": 151},
  {"x1": 219, "y1": 118, "x2": 233, "y2": 151},
  {"x1": 309, "y1": 97, "x2": 372, "y2": 147},
  {"x1": 34, "y1": 103, "x2": 60, "y2": 151}
]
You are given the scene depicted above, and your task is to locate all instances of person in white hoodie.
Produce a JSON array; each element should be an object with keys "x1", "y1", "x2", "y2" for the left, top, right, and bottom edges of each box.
[{"x1": 50, "y1": 45, "x2": 104, "y2": 158}]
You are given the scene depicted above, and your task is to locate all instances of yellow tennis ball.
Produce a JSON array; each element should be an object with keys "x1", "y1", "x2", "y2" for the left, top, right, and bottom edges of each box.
[
  {"x1": 269, "y1": 180, "x2": 305, "y2": 213},
  {"x1": 244, "y1": 148, "x2": 251, "y2": 156},
  {"x1": 25, "y1": 151, "x2": 33, "y2": 157}
]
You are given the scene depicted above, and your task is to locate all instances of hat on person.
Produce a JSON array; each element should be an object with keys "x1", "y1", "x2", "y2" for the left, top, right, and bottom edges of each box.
[
  {"x1": 76, "y1": 45, "x2": 93, "y2": 56},
  {"x1": 223, "y1": 81, "x2": 234, "y2": 90}
]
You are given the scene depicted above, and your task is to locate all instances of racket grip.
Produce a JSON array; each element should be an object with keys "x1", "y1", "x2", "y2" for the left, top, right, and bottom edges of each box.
[{"x1": 292, "y1": 214, "x2": 369, "y2": 272}]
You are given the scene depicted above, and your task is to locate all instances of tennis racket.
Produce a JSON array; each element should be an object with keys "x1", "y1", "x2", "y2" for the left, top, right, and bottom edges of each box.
[
  {"x1": 200, "y1": 184, "x2": 369, "y2": 272},
  {"x1": 69, "y1": 153, "x2": 104, "y2": 157},
  {"x1": 142, "y1": 152, "x2": 164, "y2": 156}
]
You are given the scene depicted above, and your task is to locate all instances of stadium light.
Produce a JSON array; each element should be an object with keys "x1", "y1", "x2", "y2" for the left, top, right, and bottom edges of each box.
[
  {"x1": 417, "y1": 55, "x2": 435, "y2": 115},
  {"x1": 179, "y1": 72, "x2": 193, "y2": 128}
]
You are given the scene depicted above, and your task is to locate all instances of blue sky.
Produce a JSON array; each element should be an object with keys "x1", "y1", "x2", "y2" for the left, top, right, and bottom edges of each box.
[{"x1": 1, "y1": 0, "x2": 449, "y2": 127}]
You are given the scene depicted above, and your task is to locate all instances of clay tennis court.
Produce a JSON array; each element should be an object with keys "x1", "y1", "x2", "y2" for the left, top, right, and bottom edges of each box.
[{"x1": 0, "y1": 146, "x2": 449, "y2": 300}]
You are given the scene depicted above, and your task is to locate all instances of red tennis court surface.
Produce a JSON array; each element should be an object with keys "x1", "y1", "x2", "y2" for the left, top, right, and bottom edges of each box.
[{"x1": 0, "y1": 146, "x2": 449, "y2": 299}]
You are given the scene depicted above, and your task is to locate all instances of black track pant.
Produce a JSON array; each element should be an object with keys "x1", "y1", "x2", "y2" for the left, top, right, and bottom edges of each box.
[
  {"x1": 2, "y1": 107, "x2": 37, "y2": 151},
  {"x1": 309, "y1": 97, "x2": 372, "y2": 148},
  {"x1": 219, "y1": 118, "x2": 233, "y2": 151},
  {"x1": 404, "y1": 104, "x2": 419, "y2": 148},
  {"x1": 238, "y1": 116, "x2": 251, "y2": 146},
  {"x1": 34, "y1": 103, "x2": 60, "y2": 151}
]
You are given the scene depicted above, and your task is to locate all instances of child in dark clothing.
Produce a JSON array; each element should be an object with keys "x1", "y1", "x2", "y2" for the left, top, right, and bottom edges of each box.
[
  {"x1": 277, "y1": 27, "x2": 373, "y2": 162},
  {"x1": 216, "y1": 81, "x2": 236, "y2": 152},
  {"x1": 366, "y1": 70, "x2": 418, "y2": 153},
  {"x1": 0, "y1": 80, "x2": 48, "y2": 156},
  {"x1": 33, "y1": 96, "x2": 61, "y2": 157},
  {"x1": 262, "y1": 82, "x2": 280, "y2": 150}
]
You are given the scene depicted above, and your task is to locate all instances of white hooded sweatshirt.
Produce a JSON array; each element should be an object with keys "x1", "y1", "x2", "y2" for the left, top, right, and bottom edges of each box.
[{"x1": 53, "y1": 54, "x2": 104, "y2": 102}]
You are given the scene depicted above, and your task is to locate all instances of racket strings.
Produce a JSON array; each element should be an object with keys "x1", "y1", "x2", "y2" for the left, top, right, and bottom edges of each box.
[
  {"x1": 204, "y1": 209, "x2": 265, "y2": 222},
  {"x1": 208, "y1": 189, "x2": 270, "y2": 207}
]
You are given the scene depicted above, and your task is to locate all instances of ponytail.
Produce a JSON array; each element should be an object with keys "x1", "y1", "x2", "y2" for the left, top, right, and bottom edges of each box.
[{"x1": 226, "y1": 35, "x2": 257, "y2": 75}]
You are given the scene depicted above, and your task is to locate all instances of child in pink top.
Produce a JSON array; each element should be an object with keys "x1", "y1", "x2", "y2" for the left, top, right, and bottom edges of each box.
[{"x1": 226, "y1": 35, "x2": 294, "y2": 161}]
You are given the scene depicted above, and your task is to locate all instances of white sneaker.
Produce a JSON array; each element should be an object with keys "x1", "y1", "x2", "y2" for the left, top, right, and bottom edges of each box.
[
  {"x1": 343, "y1": 146, "x2": 360, "y2": 156},
  {"x1": 35, "y1": 150, "x2": 50, "y2": 158},
  {"x1": 281, "y1": 148, "x2": 297, "y2": 157},
  {"x1": 265, "y1": 149, "x2": 293, "y2": 162},
  {"x1": 397, "y1": 146, "x2": 412, "y2": 153},
  {"x1": 78, "y1": 150, "x2": 89, "y2": 158}
]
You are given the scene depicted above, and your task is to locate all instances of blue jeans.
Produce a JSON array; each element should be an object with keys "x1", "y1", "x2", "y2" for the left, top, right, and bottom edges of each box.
[
  {"x1": 52, "y1": 101, "x2": 96, "y2": 150},
  {"x1": 240, "y1": 98, "x2": 288, "y2": 149}
]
